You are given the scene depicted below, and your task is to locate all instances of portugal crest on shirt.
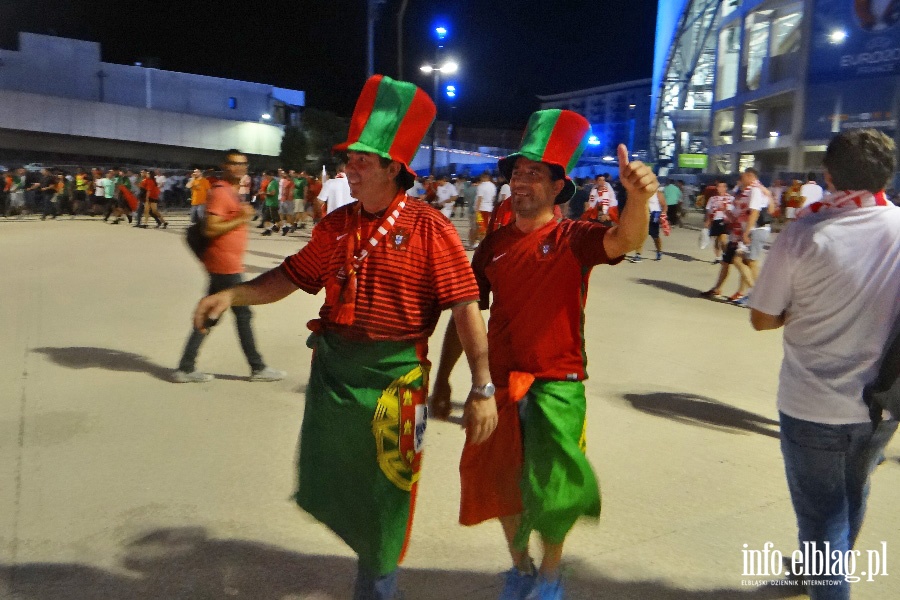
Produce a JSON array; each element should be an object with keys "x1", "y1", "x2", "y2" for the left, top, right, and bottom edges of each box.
[
  {"x1": 390, "y1": 227, "x2": 411, "y2": 251},
  {"x1": 537, "y1": 238, "x2": 555, "y2": 260}
]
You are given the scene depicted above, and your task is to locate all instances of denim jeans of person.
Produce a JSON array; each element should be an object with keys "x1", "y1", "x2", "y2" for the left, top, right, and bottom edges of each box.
[
  {"x1": 190, "y1": 204, "x2": 206, "y2": 224},
  {"x1": 42, "y1": 193, "x2": 58, "y2": 218},
  {"x1": 178, "y1": 273, "x2": 265, "y2": 373},
  {"x1": 780, "y1": 412, "x2": 898, "y2": 600},
  {"x1": 134, "y1": 200, "x2": 145, "y2": 225},
  {"x1": 353, "y1": 563, "x2": 398, "y2": 600}
]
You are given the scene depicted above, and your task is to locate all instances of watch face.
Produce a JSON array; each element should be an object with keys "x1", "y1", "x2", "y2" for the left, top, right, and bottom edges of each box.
[{"x1": 481, "y1": 383, "x2": 496, "y2": 397}]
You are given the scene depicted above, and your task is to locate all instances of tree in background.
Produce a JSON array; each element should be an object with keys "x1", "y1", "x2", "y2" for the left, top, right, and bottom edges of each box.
[{"x1": 280, "y1": 108, "x2": 349, "y2": 173}]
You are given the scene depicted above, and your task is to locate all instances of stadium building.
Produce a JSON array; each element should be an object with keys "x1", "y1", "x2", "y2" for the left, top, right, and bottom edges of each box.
[
  {"x1": 0, "y1": 32, "x2": 304, "y2": 167},
  {"x1": 652, "y1": 0, "x2": 900, "y2": 178}
]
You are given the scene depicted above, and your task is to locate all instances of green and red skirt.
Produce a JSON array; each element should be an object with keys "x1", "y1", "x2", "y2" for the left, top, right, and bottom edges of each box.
[
  {"x1": 295, "y1": 331, "x2": 429, "y2": 576},
  {"x1": 460, "y1": 375, "x2": 600, "y2": 548}
]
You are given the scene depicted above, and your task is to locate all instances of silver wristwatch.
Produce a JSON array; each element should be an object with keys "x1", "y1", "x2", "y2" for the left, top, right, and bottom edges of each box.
[{"x1": 470, "y1": 382, "x2": 496, "y2": 398}]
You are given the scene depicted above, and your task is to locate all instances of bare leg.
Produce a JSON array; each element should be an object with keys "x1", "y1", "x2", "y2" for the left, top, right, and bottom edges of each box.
[
  {"x1": 538, "y1": 536, "x2": 564, "y2": 578},
  {"x1": 500, "y1": 515, "x2": 533, "y2": 571},
  {"x1": 731, "y1": 255, "x2": 755, "y2": 294},
  {"x1": 706, "y1": 262, "x2": 731, "y2": 294},
  {"x1": 748, "y1": 258, "x2": 761, "y2": 284}
]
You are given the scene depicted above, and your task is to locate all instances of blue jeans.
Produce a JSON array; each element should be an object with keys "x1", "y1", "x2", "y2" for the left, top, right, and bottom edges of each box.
[
  {"x1": 134, "y1": 199, "x2": 145, "y2": 225},
  {"x1": 353, "y1": 563, "x2": 398, "y2": 600},
  {"x1": 190, "y1": 204, "x2": 206, "y2": 224},
  {"x1": 177, "y1": 273, "x2": 265, "y2": 373},
  {"x1": 780, "y1": 412, "x2": 897, "y2": 599}
]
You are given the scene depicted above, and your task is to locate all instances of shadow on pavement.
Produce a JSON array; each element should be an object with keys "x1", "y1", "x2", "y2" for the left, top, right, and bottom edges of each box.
[
  {"x1": 247, "y1": 250, "x2": 290, "y2": 260},
  {"x1": 662, "y1": 251, "x2": 704, "y2": 263},
  {"x1": 32, "y1": 347, "x2": 174, "y2": 383},
  {"x1": 633, "y1": 278, "x2": 701, "y2": 299},
  {"x1": 622, "y1": 392, "x2": 780, "y2": 439},
  {"x1": 244, "y1": 263, "x2": 277, "y2": 274},
  {"x1": 31, "y1": 346, "x2": 247, "y2": 383},
  {"x1": 0, "y1": 526, "x2": 799, "y2": 600}
]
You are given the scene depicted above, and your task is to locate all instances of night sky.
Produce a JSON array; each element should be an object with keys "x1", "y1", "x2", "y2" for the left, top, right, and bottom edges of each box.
[{"x1": 1, "y1": 0, "x2": 658, "y2": 129}]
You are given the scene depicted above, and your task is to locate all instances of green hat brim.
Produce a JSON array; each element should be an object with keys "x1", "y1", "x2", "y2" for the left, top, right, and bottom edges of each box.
[{"x1": 498, "y1": 152, "x2": 576, "y2": 205}]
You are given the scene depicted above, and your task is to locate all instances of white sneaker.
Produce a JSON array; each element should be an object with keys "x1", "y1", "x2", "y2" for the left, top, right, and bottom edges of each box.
[
  {"x1": 173, "y1": 370, "x2": 214, "y2": 383},
  {"x1": 249, "y1": 367, "x2": 286, "y2": 382}
]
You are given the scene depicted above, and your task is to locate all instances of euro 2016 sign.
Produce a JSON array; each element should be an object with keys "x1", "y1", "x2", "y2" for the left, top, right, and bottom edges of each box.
[
  {"x1": 804, "y1": 0, "x2": 900, "y2": 139},
  {"x1": 809, "y1": 0, "x2": 900, "y2": 82}
]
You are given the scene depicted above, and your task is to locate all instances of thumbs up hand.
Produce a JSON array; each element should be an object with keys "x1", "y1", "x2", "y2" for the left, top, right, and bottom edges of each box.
[{"x1": 617, "y1": 144, "x2": 658, "y2": 203}]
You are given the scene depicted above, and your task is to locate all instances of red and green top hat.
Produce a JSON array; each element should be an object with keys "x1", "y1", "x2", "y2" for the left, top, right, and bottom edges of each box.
[
  {"x1": 333, "y1": 75, "x2": 436, "y2": 190},
  {"x1": 498, "y1": 109, "x2": 592, "y2": 204}
]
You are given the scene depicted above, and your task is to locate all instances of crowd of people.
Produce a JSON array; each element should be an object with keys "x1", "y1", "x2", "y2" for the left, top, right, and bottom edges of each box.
[
  {"x1": 182, "y1": 73, "x2": 900, "y2": 600},
  {"x1": 3, "y1": 72, "x2": 900, "y2": 600}
]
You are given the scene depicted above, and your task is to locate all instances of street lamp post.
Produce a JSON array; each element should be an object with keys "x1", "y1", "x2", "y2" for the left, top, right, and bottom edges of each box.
[
  {"x1": 421, "y1": 25, "x2": 458, "y2": 175},
  {"x1": 421, "y1": 60, "x2": 458, "y2": 175}
]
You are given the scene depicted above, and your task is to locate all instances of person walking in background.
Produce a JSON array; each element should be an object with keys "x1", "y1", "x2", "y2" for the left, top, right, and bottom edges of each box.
[
  {"x1": 799, "y1": 172, "x2": 824, "y2": 209},
  {"x1": 472, "y1": 171, "x2": 497, "y2": 249},
  {"x1": 174, "y1": 149, "x2": 284, "y2": 384},
  {"x1": 316, "y1": 161, "x2": 354, "y2": 215},
  {"x1": 261, "y1": 170, "x2": 281, "y2": 236},
  {"x1": 749, "y1": 129, "x2": 900, "y2": 600},
  {"x1": 140, "y1": 169, "x2": 167, "y2": 228},
  {"x1": 704, "y1": 181, "x2": 733, "y2": 264},
  {"x1": 187, "y1": 168, "x2": 211, "y2": 224},
  {"x1": 663, "y1": 178, "x2": 682, "y2": 227}
]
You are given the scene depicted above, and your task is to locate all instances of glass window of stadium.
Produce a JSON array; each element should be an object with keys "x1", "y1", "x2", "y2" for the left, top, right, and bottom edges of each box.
[
  {"x1": 717, "y1": 26, "x2": 740, "y2": 100},
  {"x1": 769, "y1": 3, "x2": 803, "y2": 82},
  {"x1": 722, "y1": 0, "x2": 742, "y2": 19},
  {"x1": 714, "y1": 109, "x2": 735, "y2": 145},
  {"x1": 744, "y1": 12, "x2": 771, "y2": 91},
  {"x1": 742, "y1": 109, "x2": 759, "y2": 141}
]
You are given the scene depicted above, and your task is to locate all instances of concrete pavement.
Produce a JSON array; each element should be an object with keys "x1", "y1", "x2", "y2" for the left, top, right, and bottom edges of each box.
[{"x1": 1, "y1": 212, "x2": 898, "y2": 599}]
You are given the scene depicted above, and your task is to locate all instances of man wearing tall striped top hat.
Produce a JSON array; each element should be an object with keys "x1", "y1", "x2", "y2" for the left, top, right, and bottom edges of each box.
[
  {"x1": 431, "y1": 109, "x2": 658, "y2": 600},
  {"x1": 191, "y1": 75, "x2": 498, "y2": 600}
]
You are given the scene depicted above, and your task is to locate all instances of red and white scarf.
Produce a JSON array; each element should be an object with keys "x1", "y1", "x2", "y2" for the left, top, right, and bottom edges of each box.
[
  {"x1": 328, "y1": 191, "x2": 407, "y2": 325},
  {"x1": 707, "y1": 195, "x2": 733, "y2": 221},
  {"x1": 796, "y1": 189, "x2": 891, "y2": 219},
  {"x1": 729, "y1": 183, "x2": 762, "y2": 240}
]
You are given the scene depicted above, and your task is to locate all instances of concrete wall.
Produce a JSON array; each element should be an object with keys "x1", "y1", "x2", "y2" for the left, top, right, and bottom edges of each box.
[
  {"x1": 0, "y1": 33, "x2": 301, "y2": 123},
  {"x1": 0, "y1": 90, "x2": 283, "y2": 156}
]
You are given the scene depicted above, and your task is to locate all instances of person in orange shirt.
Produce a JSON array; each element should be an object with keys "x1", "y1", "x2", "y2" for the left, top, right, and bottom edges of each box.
[
  {"x1": 174, "y1": 149, "x2": 284, "y2": 383},
  {"x1": 186, "y1": 168, "x2": 211, "y2": 223}
]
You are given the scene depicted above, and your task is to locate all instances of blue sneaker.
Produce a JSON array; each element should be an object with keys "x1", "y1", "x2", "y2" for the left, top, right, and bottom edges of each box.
[
  {"x1": 499, "y1": 567, "x2": 536, "y2": 600},
  {"x1": 732, "y1": 294, "x2": 750, "y2": 308},
  {"x1": 525, "y1": 574, "x2": 564, "y2": 600}
]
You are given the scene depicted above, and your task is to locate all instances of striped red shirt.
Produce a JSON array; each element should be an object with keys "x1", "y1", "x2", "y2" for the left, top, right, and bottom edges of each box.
[{"x1": 280, "y1": 197, "x2": 479, "y2": 342}]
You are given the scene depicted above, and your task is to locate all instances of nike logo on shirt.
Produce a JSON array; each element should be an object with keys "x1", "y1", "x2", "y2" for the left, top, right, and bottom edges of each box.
[
  {"x1": 336, "y1": 234, "x2": 348, "y2": 241},
  {"x1": 492, "y1": 253, "x2": 507, "y2": 263}
]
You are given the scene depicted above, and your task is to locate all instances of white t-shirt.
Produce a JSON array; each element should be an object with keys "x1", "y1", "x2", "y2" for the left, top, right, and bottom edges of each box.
[
  {"x1": 498, "y1": 183, "x2": 511, "y2": 203},
  {"x1": 435, "y1": 182, "x2": 458, "y2": 217},
  {"x1": 238, "y1": 174, "x2": 251, "y2": 195},
  {"x1": 407, "y1": 180, "x2": 425, "y2": 198},
  {"x1": 475, "y1": 181, "x2": 497, "y2": 213},
  {"x1": 733, "y1": 184, "x2": 768, "y2": 230},
  {"x1": 317, "y1": 175, "x2": 355, "y2": 214},
  {"x1": 94, "y1": 178, "x2": 105, "y2": 196},
  {"x1": 800, "y1": 182, "x2": 824, "y2": 208},
  {"x1": 648, "y1": 193, "x2": 662, "y2": 213},
  {"x1": 749, "y1": 205, "x2": 900, "y2": 424}
]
